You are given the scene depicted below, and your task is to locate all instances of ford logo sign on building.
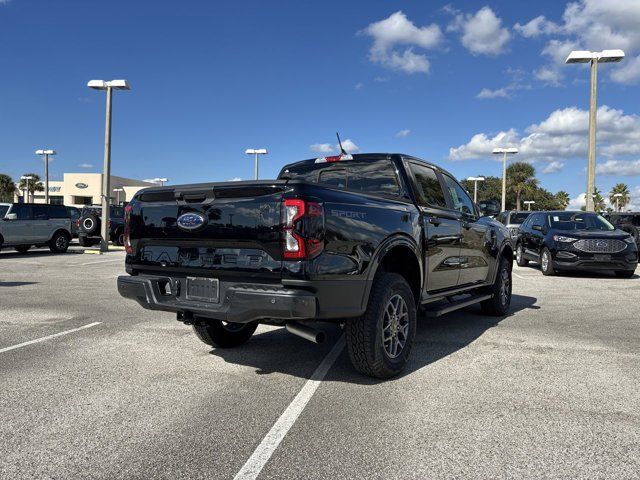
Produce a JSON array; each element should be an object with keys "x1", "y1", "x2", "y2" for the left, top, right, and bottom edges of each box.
[
  {"x1": 75, "y1": 182, "x2": 88, "y2": 189},
  {"x1": 177, "y1": 212, "x2": 206, "y2": 231}
]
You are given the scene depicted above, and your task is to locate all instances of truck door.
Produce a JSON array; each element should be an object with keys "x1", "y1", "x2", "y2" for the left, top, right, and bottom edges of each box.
[
  {"x1": 441, "y1": 173, "x2": 491, "y2": 287},
  {"x1": 406, "y1": 162, "x2": 462, "y2": 293},
  {"x1": 31, "y1": 205, "x2": 51, "y2": 242},
  {"x1": 3, "y1": 204, "x2": 32, "y2": 244}
]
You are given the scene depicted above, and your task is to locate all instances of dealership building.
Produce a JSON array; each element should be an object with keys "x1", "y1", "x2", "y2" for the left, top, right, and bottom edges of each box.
[{"x1": 14, "y1": 173, "x2": 156, "y2": 206}]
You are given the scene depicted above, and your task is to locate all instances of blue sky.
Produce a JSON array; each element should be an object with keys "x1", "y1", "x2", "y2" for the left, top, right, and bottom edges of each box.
[{"x1": 1, "y1": 0, "x2": 639, "y2": 208}]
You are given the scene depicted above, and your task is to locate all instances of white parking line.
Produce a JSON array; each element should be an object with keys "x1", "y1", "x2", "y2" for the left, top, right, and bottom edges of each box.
[
  {"x1": 0, "y1": 322, "x2": 102, "y2": 354},
  {"x1": 79, "y1": 258, "x2": 124, "y2": 266},
  {"x1": 234, "y1": 336, "x2": 345, "y2": 480}
]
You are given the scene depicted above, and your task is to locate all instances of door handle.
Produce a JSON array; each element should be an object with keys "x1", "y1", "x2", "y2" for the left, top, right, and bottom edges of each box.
[{"x1": 428, "y1": 217, "x2": 441, "y2": 226}]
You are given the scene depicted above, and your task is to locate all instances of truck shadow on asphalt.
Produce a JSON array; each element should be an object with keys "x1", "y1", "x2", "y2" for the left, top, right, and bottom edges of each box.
[
  {"x1": 209, "y1": 294, "x2": 539, "y2": 384},
  {"x1": 520, "y1": 264, "x2": 638, "y2": 279}
]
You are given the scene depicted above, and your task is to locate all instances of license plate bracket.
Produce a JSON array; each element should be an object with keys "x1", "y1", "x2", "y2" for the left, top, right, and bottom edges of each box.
[
  {"x1": 185, "y1": 277, "x2": 220, "y2": 303},
  {"x1": 593, "y1": 254, "x2": 612, "y2": 262}
]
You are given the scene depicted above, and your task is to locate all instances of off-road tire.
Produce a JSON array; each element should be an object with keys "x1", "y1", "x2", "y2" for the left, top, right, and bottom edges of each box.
[
  {"x1": 14, "y1": 245, "x2": 31, "y2": 253},
  {"x1": 540, "y1": 247, "x2": 556, "y2": 276},
  {"x1": 49, "y1": 231, "x2": 70, "y2": 254},
  {"x1": 481, "y1": 256, "x2": 512, "y2": 316},
  {"x1": 113, "y1": 228, "x2": 125, "y2": 246},
  {"x1": 614, "y1": 270, "x2": 635, "y2": 278},
  {"x1": 515, "y1": 243, "x2": 529, "y2": 267},
  {"x1": 345, "y1": 273, "x2": 417, "y2": 379},
  {"x1": 80, "y1": 214, "x2": 100, "y2": 235},
  {"x1": 193, "y1": 319, "x2": 258, "y2": 348}
]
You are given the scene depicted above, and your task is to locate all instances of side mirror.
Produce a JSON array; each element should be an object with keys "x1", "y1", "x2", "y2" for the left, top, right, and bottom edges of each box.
[
  {"x1": 532, "y1": 224, "x2": 545, "y2": 232},
  {"x1": 5, "y1": 213, "x2": 17, "y2": 220}
]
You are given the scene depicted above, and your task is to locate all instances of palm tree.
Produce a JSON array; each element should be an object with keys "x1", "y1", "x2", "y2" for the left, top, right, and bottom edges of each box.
[
  {"x1": 592, "y1": 187, "x2": 606, "y2": 212},
  {"x1": 609, "y1": 183, "x2": 630, "y2": 212},
  {"x1": 554, "y1": 190, "x2": 570, "y2": 210},
  {"x1": 17, "y1": 173, "x2": 44, "y2": 202},
  {"x1": 506, "y1": 162, "x2": 538, "y2": 211},
  {"x1": 0, "y1": 173, "x2": 15, "y2": 202}
]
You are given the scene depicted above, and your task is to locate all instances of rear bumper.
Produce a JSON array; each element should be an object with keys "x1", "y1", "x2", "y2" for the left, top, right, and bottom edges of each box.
[{"x1": 117, "y1": 275, "x2": 317, "y2": 323}]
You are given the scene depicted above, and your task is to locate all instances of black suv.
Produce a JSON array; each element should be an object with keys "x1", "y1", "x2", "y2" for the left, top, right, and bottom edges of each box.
[
  {"x1": 78, "y1": 205, "x2": 125, "y2": 247},
  {"x1": 603, "y1": 212, "x2": 640, "y2": 246},
  {"x1": 515, "y1": 211, "x2": 638, "y2": 277}
]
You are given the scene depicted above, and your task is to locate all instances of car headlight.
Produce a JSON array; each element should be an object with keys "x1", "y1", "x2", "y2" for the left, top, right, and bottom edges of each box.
[
  {"x1": 552, "y1": 235, "x2": 577, "y2": 243},
  {"x1": 624, "y1": 237, "x2": 636, "y2": 244}
]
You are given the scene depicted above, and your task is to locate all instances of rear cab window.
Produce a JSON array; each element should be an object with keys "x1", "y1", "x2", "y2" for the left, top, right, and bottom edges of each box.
[
  {"x1": 279, "y1": 156, "x2": 402, "y2": 198},
  {"x1": 407, "y1": 163, "x2": 447, "y2": 208}
]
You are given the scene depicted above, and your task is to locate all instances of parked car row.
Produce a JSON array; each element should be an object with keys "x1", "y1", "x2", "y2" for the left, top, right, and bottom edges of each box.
[{"x1": 0, "y1": 202, "x2": 127, "y2": 254}]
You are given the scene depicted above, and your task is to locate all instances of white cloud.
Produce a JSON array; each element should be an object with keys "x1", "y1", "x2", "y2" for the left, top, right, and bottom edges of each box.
[
  {"x1": 596, "y1": 160, "x2": 640, "y2": 176},
  {"x1": 514, "y1": 15, "x2": 560, "y2": 38},
  {"x1": 395, "y1": 129, "x2": 411, "y2": 137},
  {"x1": 310, "y1": 143, "x2": 334, "y2": 153},
  {"x1": 78, "y1": 163, "x2": 93, "y2": 168},
  {"x1": 518, "y1": 1, "x2": 640, "y2": 84},
  {"x1": 354, "y1": 82, "x2": 364, "y2": 90},
  {"x1": 340, "y1": 139, "x2": 360, "y2": 153},
  {"x1": 449, "y1": 105, "x2": 640, "y2": 163},
  {"x1": 610, "y1": 55, "x2": 640, "y2": 85},
  {"x1": 476, "y1": 87, "x2": 511, "y2": 99},
  {"x1": 568, "y1": 192, "x2": 586, "y2": 210},
  {"x1": 448, "y1": 6, "x2": 510, "y2": 56},
  {"x1": 228, "y1": 177, "x2": 242, "y2": 182},
  {"x1": 542, "y1": 161, "x2": 564, "y2": 174},
  {"x1": 534, "y1": 66, "x2": 562, "y2": 86},
  {"x1": 0, "y1": 0, "x2": 11, "y2": 5},
  {"x1": 362, "y1": 11, "x2": 443, "y2": 74}
]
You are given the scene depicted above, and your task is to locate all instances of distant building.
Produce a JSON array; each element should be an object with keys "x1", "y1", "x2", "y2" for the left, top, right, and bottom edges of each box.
[{"x1": 13, "y1": 173, "x2": 156, "y2": 206}]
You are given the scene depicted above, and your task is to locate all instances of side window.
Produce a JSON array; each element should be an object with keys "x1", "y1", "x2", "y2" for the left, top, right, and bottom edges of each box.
[
  {"x1": 442, "y1": 174, "x2": 476, "y2": 216},
  {"x1": 318, "y1": 169, "x2": 347, "y2": 189},
  {"x1": 49, "y1": 205, "x2": 69, "y2": 219},
  {"x1": 32, "y1": 205, "x2": 49, "y2": 220},
  {"x1": 347, "y1": 159, "x2": 400, "y2": 197},
  {"x1": 408, "y1": 163, "x2": 447, "y2": 208},
  {"x1": 68, "y1": 208, "x2": 80, "y2": 220},
  {"x1": 497, "y1": 212, "x2": 506, "y2": 225},
  {"x1": 11, "y1": 204, "x2": 31, "y2": 220}
]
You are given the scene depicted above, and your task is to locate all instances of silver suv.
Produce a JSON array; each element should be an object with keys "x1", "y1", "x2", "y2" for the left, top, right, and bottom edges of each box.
[{"x1": 0, "y1": 203, "x2": 72, "y2": 254}]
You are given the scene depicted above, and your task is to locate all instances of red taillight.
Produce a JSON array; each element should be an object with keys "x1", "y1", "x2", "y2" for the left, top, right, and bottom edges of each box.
[
  {"x1": 124, "y1": 204, "x2": 133, "y2": 254},
  {"x1": 282, "y1": 199, "x2": 323, "y2": 260},
  {"x1": 76, "y1": 219, "x2": 80, "y2": 227}
]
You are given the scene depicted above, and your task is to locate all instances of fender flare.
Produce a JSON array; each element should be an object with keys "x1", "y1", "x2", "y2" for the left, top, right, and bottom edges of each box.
[
  {"x1": 489, "y1": 239, "x2": 514, "y2": 284},
  {"x1": 359, "y1": 233, "x2": 423, "y2": 311}
]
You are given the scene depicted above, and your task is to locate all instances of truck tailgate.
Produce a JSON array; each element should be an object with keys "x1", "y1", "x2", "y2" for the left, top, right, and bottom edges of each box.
[{"x1": 127, "y1": 181, "x2": 287, "y2": 279}]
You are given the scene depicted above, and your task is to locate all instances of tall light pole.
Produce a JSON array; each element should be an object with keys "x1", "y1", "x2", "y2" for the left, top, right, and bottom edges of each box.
[
  {"x1": 88, "y1": 79, "x2": 131, "y2": 252},
  {"x1": 492, "y1": 147, "x2": 518, "y2": 212},
  {"x1": 524, "y1": 200, "x2": 535, "y2": 211},
  {"x1": 466, "y1": 176, "x2": 485, "y2": 203},
  {"x1": 613, "y1": 192, "x2": 623, "y2": 212},
  {"x1": 113, "y1": 188, "x2": 124, "y2": 205},
  {"x1": 245, "y1": 148, "x2": 268, "y2": 180},
  {"x1": 565, "y1": 50, "x2": 625, "y2": 212},
  {"x1": 20, "y1": 175, "x2": 33, "y2": 203},
  {"x1": 35, "y1": 149, "x2": 56, "y2": 204}
]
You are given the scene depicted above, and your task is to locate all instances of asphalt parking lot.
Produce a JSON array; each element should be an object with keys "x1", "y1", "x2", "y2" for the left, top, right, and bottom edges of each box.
[{"x1": 1, "y1": 248, "x2": 639, "y2": 480}]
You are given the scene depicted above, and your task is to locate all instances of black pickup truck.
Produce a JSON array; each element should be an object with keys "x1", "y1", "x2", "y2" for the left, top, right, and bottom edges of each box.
[{"x1": 118, "y1": 153, "x2": 513, "y2": 378}]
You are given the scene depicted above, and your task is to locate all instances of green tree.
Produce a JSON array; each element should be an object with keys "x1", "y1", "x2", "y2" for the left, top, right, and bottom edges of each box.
[
  {"x1": 461, "y1": 176, "x2": 503, "y2": 204},
  {"x1": 506, "y1": 162, "x2": 538, "y2": 211},
  {"x1": 0, "y1": 173, "x2": 15, "y2": 202},
  {"x1": 17, "y1": 173, "x2": 44, "y2": 201},
  {"x1": 593, "y1": 188, "x2": 606, "y2": 212},
  {"x1": 554, "y1": 191, "x2": 570, "y2": 210},
  {"x1": 609, "y1": 183, "x2": 630, "y2": 212}
]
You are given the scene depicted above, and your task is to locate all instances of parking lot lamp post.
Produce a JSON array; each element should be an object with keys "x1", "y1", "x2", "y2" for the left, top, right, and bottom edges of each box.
[
  {"x1": 245, "y1": 149, "x2": 268, "y2": 180},
  {"x1": 524, "y1": 200, "x2": 535, "y2": 211},
  {"x1": 466, "y1": 176, "x2": 485, "y2": 203},
  {"x1": 613, "y1": 193, "x2": 623, "y2": 212},
  {"x1": 492, "y1": 148, "x2": 518, "y2": 212},
  {"x1": 113, "y1": 188, "x2": 124, "y2": 205},
  {"x1": 565, "y1": 50, "x2": 625, "y2": 212},
  {"x1": 20, "y1": 175, "x2": 33, "y2": 203},
  {"x1": 35, "y1": 150, "x2": 56, "y2": 204},
  {"x1": 88, "y1": 79, "x2": 131, "y2": 252}
]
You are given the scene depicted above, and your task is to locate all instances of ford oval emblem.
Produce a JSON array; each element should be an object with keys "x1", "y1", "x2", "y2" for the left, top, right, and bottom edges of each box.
[{"x1": 177, "y1": 212, "x2": 206, "y2": 231}]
